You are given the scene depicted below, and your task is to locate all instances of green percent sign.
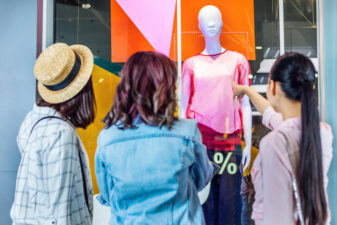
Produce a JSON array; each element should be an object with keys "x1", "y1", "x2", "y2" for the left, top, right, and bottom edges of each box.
[{"x1": 213, "y1": 152, "x2": 238, "y2": 175}]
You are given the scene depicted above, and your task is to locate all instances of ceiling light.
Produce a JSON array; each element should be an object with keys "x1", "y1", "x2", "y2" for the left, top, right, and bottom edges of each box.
[{"x1": 82, "y1": 3, "x2": 91, "y2": 9}]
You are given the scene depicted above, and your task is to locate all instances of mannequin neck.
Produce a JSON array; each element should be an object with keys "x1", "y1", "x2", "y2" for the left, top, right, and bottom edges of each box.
[{"x1": 201, "y1": 36, "x2": 225, "y2": 55}]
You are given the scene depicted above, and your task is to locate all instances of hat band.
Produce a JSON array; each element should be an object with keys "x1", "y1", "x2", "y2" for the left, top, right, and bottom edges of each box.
[{"x1": 44, "y1": 51, "x2": 82, "y2": 91}]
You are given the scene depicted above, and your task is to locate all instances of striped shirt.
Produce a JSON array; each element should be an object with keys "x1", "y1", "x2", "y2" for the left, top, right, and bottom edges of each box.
[{"x1": 11, "y1": 104, "x2": 93, "y2": 225}]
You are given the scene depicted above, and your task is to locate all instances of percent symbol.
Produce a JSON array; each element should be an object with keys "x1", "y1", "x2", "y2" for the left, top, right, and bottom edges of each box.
[{"x1": 213, "y1": 152, "x2": 238, "y2": 175}]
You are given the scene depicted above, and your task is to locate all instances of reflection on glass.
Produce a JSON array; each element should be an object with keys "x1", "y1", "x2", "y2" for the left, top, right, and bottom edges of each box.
[
  {"x1": 54, "y1": 0, "x2": 113, "y2": 195},
  {"x1": 53, "y1": 0, "x2": 319, "y2": 196},
  {"x1": 284, "y1": 0, "x2": 317, "y2": 57},
  {"x1": 250, "y1": 0, "x2": 280, "y2": 74},
  {"x1": 55, "y1": 0, "x2": 111, "y2": 61},
  {"x1": 249, "y1": 0, "x2": 317, "y2": 148},
  {"x1": 249, "y1": 0, "x2": 281, "y2": 148}
]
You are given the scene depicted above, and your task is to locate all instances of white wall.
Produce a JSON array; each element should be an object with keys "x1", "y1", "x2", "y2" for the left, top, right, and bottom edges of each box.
[{"x1": 0, "y1": 0, "x2": 37, "y2": 224}]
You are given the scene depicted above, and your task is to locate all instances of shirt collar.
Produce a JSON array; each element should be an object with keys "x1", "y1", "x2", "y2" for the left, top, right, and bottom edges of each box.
[
  {"x1": 279, "y1": 117, "x2": 301, "y2": 130},
  {"x1": 134, "y1": 114, "x2": 142, "y2": 125},
  {"x1": 33, "y1": 103, "x2": 62, "y2": 118}
]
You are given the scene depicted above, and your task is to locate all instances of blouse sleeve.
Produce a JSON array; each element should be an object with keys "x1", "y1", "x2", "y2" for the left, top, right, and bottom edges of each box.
[
  {"x1": 238, "y1": 56, "x2": 250, "y2": 86},
  {"x1": 181, "y1": 59, "x2": 194, "y2": 116},
  {"x1": 259, "y1": 132, "x2": 295, "y2": 225},
  {"x1": 262, "y1": 106, "x2": 283, "y2": 130}
]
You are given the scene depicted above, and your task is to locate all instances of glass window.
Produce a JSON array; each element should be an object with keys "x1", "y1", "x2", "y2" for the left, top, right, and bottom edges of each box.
[
  {"x1": 284, "y1": 0, "x2": 317, "y2": 57},
  {"x1": 55, "y1": 0, "x2": 111, "y2": 61},
  {"x1": 55, "y1": 0, "x2": 116, "y2": 195},
  {"x1": 53, "y1": 0, "x2": 318, "y2": 198},
  {"x1": 250, "y1": 0, "x2": 281, "y2": 148},
  {"x1": 54, "y1": 0, "x2": 177, "y2": 195},
  {"x1": 249, "y1": 0, "x2": 318, "y2": 149}
]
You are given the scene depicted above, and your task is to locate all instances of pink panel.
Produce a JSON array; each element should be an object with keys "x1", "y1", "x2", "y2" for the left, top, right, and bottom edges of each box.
[{"x1": 116, "y1": 0, "x2": 176, "y2": 56}]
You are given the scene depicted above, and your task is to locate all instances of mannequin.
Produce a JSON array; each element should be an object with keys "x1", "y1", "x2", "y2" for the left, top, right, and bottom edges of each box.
[
  {"x1": 181, "y1": 5, "x2": 252, "y2": 225},
  {"x1": 199, "y1": 5, "x2": 252, "y2": 173}
]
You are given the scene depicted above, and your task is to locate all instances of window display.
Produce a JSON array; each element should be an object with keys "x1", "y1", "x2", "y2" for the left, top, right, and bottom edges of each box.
[
  {"x1": 180, "y1": 0, "x2": 256, "y2": 61},
  {"x1": 53, "y1": 1, "x2": 319, "y2": 224},
  {"x1": 181, "y1": 6, "x2": 252, "y2": 225}
]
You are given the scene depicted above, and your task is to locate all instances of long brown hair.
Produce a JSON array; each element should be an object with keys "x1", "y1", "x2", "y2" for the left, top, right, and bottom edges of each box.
[
  {"x1": 37, "y1": 77, "x2": 96, "y2": 129},
  {"x1": 270, "y1": 53, "x2": 327, "y2": 225},
  {"x1": 103, "y1": 51, "x2": 177, "y2": 129}
]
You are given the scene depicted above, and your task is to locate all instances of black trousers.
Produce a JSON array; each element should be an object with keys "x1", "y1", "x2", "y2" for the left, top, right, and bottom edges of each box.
[{"x1": 202, "y1": 146, "x2": 244, "y2": 225}]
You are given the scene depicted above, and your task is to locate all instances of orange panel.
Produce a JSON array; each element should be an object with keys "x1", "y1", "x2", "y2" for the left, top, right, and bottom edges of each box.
[
  {"x1": 181, "y1": 0, "x2": 255, "y2": 60},
  {"x1": 111, "y1": 0, "x2": 155, "y2": 62},
  {"x1": 181, "y1": 32, "x2": 251, "y2": 60}
]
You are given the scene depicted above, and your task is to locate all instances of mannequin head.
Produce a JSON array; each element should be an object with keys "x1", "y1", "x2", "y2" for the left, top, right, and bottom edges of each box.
[{"x1": 198, "y1": 5, "x2": 223, "y2": 38}]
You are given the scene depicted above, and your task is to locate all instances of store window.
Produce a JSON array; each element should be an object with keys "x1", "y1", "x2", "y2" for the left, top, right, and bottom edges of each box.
[
  {"x1": 55, "y1": 0, "x2": 119, "y2": 195},
  {"x1": 249, "y1": 0, "x2": 281, "y2": 148},
  {"x1": 53, "y1": 0, "x2": 318, "y2": 198},
  {"x1": 55, "y1": 0, "x2": 111, "y2": 61},
  {"x1": 249, "y1": 0, "x2": 317, "y2": 149},
  {"x1": 284, "y1": 0, "x2": 317, "y2": 57}
]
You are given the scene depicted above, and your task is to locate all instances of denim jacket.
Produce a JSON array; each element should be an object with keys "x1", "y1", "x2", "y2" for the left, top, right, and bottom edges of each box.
[{"x1": 95, "y1": 119, "x2": 215, "y2": 225}]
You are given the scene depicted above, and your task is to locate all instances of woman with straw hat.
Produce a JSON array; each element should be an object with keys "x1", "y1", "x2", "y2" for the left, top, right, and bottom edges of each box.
[{"x1": 11, "y1": 43, "x2": 96, "y2": 225}]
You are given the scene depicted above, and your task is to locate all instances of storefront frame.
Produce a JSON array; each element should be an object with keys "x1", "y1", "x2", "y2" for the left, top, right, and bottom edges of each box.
[{"x1": 38, "y1": 0, "x2": 337, "y2": 223}]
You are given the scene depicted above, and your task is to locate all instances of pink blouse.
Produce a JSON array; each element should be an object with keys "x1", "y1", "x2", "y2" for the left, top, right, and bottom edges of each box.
[
  {"x1": 181, "y1": 50, "x2": 250, "y2": 134},
  {"x1": 251, "y1": 106, "x2": 333, "y2": 225}
]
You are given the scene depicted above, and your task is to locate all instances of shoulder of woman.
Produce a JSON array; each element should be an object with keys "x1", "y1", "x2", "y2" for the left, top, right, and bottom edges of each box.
[
  {"x1": 29, "y1": 119, "x2": 75, "y2": 145},
  {"x1": 259, "y1": 130, "x2": 288, "y2": 156},
  {"x1": 171, "y1": 119, "x2": 198, "y2": 137},
  {"x1": 97, "y1": 125, "x2": 120, "y2": 146},
  {"x1": 258, "y1": 131, "x2": 293, "y2": 174},
  {"x1": 28, "y1": 128, "x2": 78, "y2": 158}
]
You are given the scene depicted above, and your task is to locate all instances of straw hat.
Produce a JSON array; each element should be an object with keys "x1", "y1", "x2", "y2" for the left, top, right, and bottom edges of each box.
[{"x1": 34, "y1": 43, "x2": 94, "y2": 104}]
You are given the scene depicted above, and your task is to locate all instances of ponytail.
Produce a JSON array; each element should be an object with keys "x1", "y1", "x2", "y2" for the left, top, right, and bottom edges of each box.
[
  {"x1": 270, "y1": 53, "x2": 327, "y2": 225},
  {"x1": 299, "y1": 83, "x2": 327, "y2": 225}
]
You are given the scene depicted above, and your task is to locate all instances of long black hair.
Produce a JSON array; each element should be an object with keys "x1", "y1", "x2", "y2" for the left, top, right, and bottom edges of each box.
[
  {"x1": 103, "y1": 51, "x2": 177, "y2": 130},
  {"x1": 270, "y1": 52, "x2": 327, "y2": 225}
]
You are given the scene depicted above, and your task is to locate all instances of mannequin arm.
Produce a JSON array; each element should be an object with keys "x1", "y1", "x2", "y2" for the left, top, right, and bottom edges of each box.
[
  {"x1": 181, "y1": 74, "x2": 191, "y2": 117},
  {"x1": 241, "y1": 95, "x2": 252, "y2": 172},
  {"x1": 181, "y1": 61, "x2": 193, "y2": 118}
]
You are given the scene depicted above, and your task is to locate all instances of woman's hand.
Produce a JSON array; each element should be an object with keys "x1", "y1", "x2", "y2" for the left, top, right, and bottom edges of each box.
[
  {"x1": 231, "y1": 78, "x2": 271, "y2": 117},
  {"x1": 230, "y1": 79, "x2": 247, "y2": 101}
]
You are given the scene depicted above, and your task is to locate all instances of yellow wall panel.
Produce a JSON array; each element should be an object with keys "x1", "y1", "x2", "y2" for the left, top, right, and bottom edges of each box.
[{"x1": 77, "y1": 64, "x2": 120, "y2": 194}]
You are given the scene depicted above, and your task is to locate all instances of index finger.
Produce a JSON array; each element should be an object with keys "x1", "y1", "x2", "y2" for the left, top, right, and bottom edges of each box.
[{"x1": 230, "y1": 79, "x2": 236, "y2": 88}]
